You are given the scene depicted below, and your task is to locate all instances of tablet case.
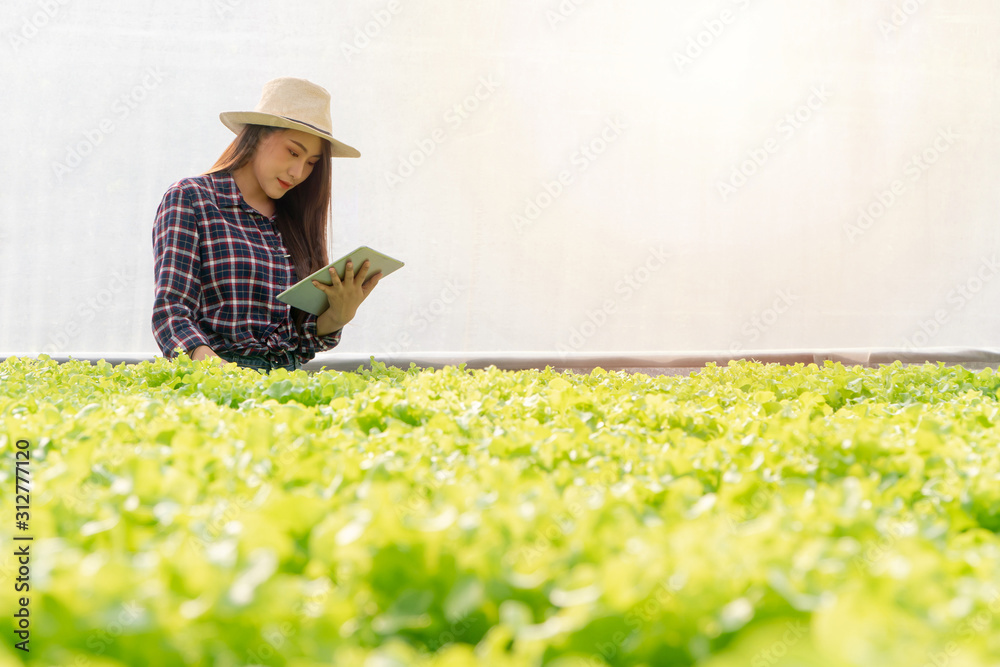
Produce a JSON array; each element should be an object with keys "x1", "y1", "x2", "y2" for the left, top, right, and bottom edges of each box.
[{"x1": 275, "y1": 246, "x2": 404, "y2": 316}]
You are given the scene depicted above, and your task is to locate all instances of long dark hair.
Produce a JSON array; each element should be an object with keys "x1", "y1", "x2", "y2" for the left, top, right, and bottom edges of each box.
[{"x1": 207, "y1": 124, "x2": 333, "y2": 333}]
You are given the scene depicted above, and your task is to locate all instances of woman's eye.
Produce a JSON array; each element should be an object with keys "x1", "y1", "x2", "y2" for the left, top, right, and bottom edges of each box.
[{"x1": 289, "y1": 149, "x2": 298, "y2": 157}]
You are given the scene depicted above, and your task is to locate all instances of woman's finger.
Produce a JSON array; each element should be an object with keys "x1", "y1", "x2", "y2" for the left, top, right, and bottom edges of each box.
[
  {"x1": 362, "y1": 272, "x2": 382, "y2": 295},
  {"x1": 354, "y1": 260, "x2": 371, "y2": 286},
  {"x1": 312, "y1": 274, "x2": 336, "y2": 292}
]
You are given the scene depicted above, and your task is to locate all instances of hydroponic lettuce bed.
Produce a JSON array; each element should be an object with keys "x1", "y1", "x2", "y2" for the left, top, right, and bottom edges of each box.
[{"x1": 2, "y1": 356, "x2": 1000, "y2": 667}]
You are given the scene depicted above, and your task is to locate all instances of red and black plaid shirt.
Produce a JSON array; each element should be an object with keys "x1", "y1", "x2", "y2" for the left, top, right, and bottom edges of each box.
[{"x1": 151, "y1": 171, "x2": 341, "y2": 366}]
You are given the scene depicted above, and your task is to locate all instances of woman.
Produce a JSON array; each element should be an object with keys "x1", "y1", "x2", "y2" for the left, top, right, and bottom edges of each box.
[{"x1": 152, "y1": 77, "x2": 380, "y2": 372}]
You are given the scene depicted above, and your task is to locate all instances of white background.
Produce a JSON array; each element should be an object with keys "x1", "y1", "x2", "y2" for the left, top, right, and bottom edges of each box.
[{"x1": 1, "y1": 0, "x2": 998, "y2": 362}]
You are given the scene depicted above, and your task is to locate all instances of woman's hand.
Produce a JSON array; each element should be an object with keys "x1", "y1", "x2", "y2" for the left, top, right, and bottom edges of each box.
[
  {"x1": 191, "y1": 345, "x2": 237, "y2": 366},
  {"x1": 313, "y1": 260, "x2": 381, "y2": 335},
  {"x1": 191, "y1": 345, "x2": 220, "y2": 361}
]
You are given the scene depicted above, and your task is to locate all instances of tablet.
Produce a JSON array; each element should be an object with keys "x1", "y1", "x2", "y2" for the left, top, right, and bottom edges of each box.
[{"x1": 275, "y1": 246, "x2": 404, "y2": 316}]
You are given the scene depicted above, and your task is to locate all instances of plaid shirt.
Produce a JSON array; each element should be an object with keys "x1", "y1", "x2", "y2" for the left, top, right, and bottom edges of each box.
[{"x1": 151, "y1": 171, "x2": 342, "y2": 366}]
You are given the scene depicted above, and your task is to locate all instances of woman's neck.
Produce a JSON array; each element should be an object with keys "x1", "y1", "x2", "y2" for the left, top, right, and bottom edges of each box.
[{"x1": 230, "y1": 164, "x2": 275, "y2": 218}]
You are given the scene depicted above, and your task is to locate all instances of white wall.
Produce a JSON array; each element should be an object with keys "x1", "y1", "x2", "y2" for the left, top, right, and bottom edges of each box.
[{"x1": 2, "y1": 0, "x2": 998, "y2": 361}]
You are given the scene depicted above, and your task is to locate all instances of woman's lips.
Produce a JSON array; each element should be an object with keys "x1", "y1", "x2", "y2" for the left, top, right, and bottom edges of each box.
[{"x1": 278, "y1": 178, "x2": 292, "y2": 189}]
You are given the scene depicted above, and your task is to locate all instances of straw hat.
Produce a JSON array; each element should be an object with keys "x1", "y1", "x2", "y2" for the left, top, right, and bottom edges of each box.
[{"x1": 219, "y1": 77, "x2": 360, "y2": 158}]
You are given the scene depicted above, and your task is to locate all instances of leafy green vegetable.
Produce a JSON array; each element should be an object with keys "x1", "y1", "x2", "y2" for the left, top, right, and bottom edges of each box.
[{"x1": 1, "y1": 355, "x2": 999, "y2": 666}]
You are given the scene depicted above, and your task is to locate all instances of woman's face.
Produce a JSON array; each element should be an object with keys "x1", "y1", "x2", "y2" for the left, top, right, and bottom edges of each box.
[{"x1": 251, "y1": 129, "x2": 324, "y2": 199}]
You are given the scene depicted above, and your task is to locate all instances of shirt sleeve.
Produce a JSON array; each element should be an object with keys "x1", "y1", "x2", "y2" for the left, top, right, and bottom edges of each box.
[
  {"x1": 296, "y1": 313, "x2": 343, "y2": 361},
  {"x1": 151, "y1": 183, "x2": 213, "y2": 358}
]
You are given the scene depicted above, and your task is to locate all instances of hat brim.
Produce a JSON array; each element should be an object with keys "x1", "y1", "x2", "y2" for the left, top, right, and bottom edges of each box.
[{"x1": 219, "y1": 111, "x2": 361, "y2": 158}]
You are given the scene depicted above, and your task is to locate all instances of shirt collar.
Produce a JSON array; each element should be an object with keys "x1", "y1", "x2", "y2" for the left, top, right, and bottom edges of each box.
[
  {"x1": 209, "y1": 171, "x2": 245, "y2": 210},
  {"x1": 210, "y1": 170, "x2": 276, "y2": 221}
]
